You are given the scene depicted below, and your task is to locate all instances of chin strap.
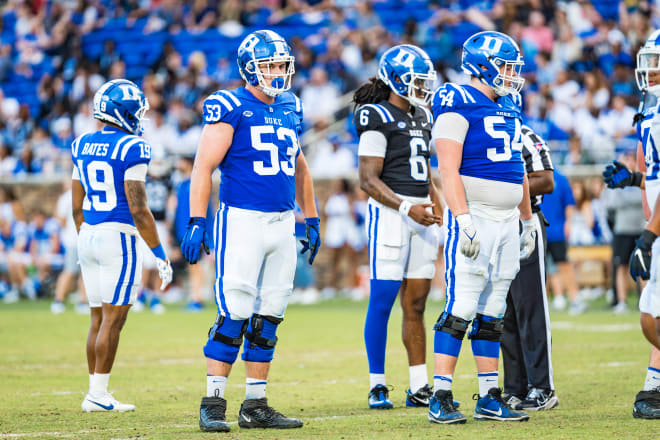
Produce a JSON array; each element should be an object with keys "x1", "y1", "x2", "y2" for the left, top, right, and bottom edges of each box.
[{"x1": 633, "y1": 90, "x2": 647, "y2": 127}]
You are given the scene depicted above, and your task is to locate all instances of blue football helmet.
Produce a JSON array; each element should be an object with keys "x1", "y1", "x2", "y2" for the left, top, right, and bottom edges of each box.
[
  {"x1": 93, "y1": 79, "x2": 149, "y2": 135},
  {"x1": 237, "y1": 30, "x2": 295, "y2": 97},
  {"x1": 461, "y1": 31, "x2": 524, "y2": 96},
  {"x1": 636, "y1": 29, "x2": 660, "y2": 96},
  {"x1": 378, "y1": 44, "x2": 436, "y2": 106}
]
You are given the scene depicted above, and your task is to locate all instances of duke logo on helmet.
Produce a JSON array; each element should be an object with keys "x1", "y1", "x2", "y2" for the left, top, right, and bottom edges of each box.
[
  {"x1": 237, "y1": 30, "x2": 295, "y2": 97},
  {"x1": 636, "y1": 29, "x2": 660, "y2": 97},
  {"x1": 93, "y1": 79, "x2": 149, "y2": 136},
  {"x1": 378, "y1": 44, "x2": 436, "y2": 107},
  {"x1": 461, "y1": 31, "x2": 525, "y2": 97}
]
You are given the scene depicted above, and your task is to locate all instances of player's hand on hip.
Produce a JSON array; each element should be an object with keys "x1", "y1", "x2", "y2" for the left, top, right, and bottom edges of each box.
[
  {"x1": 300, "y1": 217, "x2": 321, "y2": 265},
  {"x1": 519, "y1": 218, "x2": 537, "y2": 260},
  {"x1": 181, "y1": 217, "x2": 210, "y2": 264},
  {"x1": 406, "y1": 203, "x2": 443, "y2": 226},
  {"x1": 630, "y1": 230, "x2": 657, "y2": 281},
  {"x1": 455, "y1": 213, "x2": 480, "y2": 260},
  {"x1": 156, "y1": 258, "x2": 173, "y2": 290},
  {"x1": 602, "y1": 160, "x2": 641, "y2": 189}
]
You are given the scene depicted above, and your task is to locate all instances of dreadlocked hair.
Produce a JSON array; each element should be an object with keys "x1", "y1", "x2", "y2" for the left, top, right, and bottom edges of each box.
[{"x1": 352, "y1": 77, "x2": 391, "y2": 112}]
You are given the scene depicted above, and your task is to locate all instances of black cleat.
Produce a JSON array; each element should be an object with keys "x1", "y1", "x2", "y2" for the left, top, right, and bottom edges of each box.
[
  {"x1": 199, "y1": 396, "x2": 231, "y2": 432},
  {"x1": 515, "y1": 388, "x2": 559, "y2": 411},
  {"x1": 238, "y1": 398, "x2": 303, "y2": 429},
  {"x1": 633, "y1": 389, "x2": 660, "y2": 419},
  {"x1": 406, "y1": 384, "x2": 434, "y2": 407}
]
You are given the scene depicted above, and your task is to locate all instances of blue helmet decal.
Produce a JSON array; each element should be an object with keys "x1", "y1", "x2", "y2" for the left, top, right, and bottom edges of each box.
[
  {"x1": 92, "y1": 79, "x2": 149, "y2": 135},
  {"x1": 636, "y1": 29, "x2": 660, "y2": 96},
  {"x1": 461, "y1": 31, "x2": 524, "y2": 96},
  {"x1": 378, "y1": 44, "x2": 436, "y2": 106},
  {"x1": 237, "y1": 30, "x2": 295, "y2": 97}
]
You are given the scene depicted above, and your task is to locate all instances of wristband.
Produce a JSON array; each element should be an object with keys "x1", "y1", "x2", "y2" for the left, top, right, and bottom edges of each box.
[
  {"x1": 398, "y1": 200, "x2": 412, "y2": 216},
  {"x1": 632, "y1": 172, "x2": 644, "y2": 187},
  {"x1": 521, "y1": 218, "x2": 535, "y2": 229},
  {"x1": 151, "y1": 244, "x2": 167, "y2": 260}
]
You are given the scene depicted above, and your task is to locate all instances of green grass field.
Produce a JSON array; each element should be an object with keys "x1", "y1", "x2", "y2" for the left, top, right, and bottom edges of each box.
[{"x1": 1, "y1": 298, "x2": 658, "y2": 439}]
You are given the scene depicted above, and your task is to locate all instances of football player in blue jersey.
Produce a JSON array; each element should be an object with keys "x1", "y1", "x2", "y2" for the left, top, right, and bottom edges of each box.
[
  {"x1": 72, "y1": 79, "x2": 173, "y2": 413},
  {"x1": 428, "y1": 31, "x2": 536, "y2": 424},
  {"x1": 353, "y1": 44, "x2": 444, "y2": 410},
  {"x1": 602, "y1": 30, "x2": 660, "y2": 419},
  {"x1": 180, "y1": 30, "x2": 320, "y2": 432}
]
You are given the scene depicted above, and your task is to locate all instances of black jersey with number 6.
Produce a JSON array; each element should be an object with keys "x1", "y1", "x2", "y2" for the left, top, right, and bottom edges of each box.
[{"x1": 355, "y1": 100, "x2": 433, "y2": 197}]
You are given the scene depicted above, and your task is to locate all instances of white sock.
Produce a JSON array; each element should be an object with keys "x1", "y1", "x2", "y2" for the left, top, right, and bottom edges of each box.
[
  {"x1": 207, "y1": 375, "x2": 227, "y2": 398},
  {"x1": 433, "y1": 374, "x2": 452, "y2": 392},
  {"x1": 88, "y1": 374, "x2": 93, "y2": 393},
  {"x1": 245, "y1": 377, "x2": 267, "y2": 400},
  {"x1": 644, "y1": 367, "x2": 660, "y2": 391},
  {"x1": 90, "y1": 373, "x2": 110, "y2": 397},
  {"x1": 369, "y1": 373, "x2": 386, "y2": 390},
  {"x1": 477, "y1": 372, "x2": 498, "y2": 397},
  {"x1": 409, "y1": 364, "x2": 428, "y2": 394}
]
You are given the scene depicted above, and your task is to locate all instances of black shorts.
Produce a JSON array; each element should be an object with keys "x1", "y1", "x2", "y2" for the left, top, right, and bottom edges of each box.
[
  {"x1": 612, "y1": 234, "x2": 638, "y2": 267},
  {"x1": 546, "y1": 241, "x2": 568, "y2": 263}
]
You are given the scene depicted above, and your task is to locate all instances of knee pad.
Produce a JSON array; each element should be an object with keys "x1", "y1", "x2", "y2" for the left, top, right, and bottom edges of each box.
[
  {"x1": 241, "y1": 314, "x2": 283, "y2": 363},
  {"x1": 203, "y1": 314, "x2": 248, "y2": 364},
  {"x1": 433, "y1": 312, "x2": 470, "y2": 340},
  {"x1": 468, "y1": 314, "x2": 504, "y2": 341}
]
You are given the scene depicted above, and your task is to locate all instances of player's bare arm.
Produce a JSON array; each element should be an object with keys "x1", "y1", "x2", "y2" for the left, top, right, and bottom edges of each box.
[
  {"x1": 638, "y1": 141, "x2": 652, "y2": 220},
  {"x1": 527, "y1": 169, "x2": 554, "y2": 196},
  {"x1": 190, "y1": 122, "x2": 233, "y2": 217},
  {"x1": 518, "y1": 174, "x2": 533, "y2": 221},
  {"x1": 125, "y1": 180, "x2": 161, "y2": 248},
  {"x1": 428, "y1": 163, "x2": 444, "y2": 225},
  {"x1": 435, "y1": 138, "x2": 468, "y2": 215},
  {"x1": 72, "y1": 179, "x2": 85, "y2": 233},
  {"x1": 294, "y1": 151, "x2": 318, "y2": 218}
]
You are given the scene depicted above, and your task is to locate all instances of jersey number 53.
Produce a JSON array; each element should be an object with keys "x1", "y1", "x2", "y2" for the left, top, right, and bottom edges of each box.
[{"x1": 250, "y1": 125, "x2": 298, "y2": 176}]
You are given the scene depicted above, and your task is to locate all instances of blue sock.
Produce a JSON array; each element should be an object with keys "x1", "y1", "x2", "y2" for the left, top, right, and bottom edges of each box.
[{"x1": 364, "y1": 279, "x2": 401, "y2": 374}]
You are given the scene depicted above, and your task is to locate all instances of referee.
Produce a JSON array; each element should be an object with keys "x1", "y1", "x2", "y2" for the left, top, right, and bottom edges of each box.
[{"x1": 501, "y1": 125, "x2": 558, "y2": 411}]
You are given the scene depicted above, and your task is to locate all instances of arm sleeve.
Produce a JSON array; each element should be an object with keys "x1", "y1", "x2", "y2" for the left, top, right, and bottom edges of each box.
[
  {"x1": 357, "y1": 130, "x2": 387, "y2": 157},
  {"x1": 432, "y1": 112, "x2": 469, "y2": 144},
  {"x1": 124, "y1": 163, "x2": 148, "y2": 181},
  {"x1": 202, "y1": 91, "x2": 242, "y2": 129}
]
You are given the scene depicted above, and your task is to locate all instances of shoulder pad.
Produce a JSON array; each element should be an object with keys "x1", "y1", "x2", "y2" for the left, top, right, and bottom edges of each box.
[
  {"x1": 354, "y1": 103, "x2": 395, "y2": 135},
  {"x1": 71, "y1": 133, "x2": 87, "y2": 158},
  {"x1": 203, "y1": 90, "x2": 243, "y2": 124},
  {"x1": 111, "y1": 135, "x2": 150, "y2": 164},
  {"x1": 431, "y1": 83, "x2": 476, "y2": 109},
  {"x1": 416, "y1": 105, "x2": 433, "y2": 124},
  {"x1": 278, "y1": 91, "x2": 304, "y2": 120}
]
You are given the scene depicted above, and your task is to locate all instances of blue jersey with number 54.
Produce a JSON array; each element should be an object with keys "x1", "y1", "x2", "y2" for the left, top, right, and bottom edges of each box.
[
  {"x1": 431, "y1": 83, "x2": 524, "y2": 184},
  {"x1": 202, "y1": 87, "x2": 303, "y2": 212},
  {"x1": 71, "y1": 126, "x2": 151, "y2": 226}
]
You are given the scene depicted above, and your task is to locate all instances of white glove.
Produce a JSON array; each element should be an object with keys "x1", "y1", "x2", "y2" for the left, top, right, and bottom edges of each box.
[
  {"x1": 156, "y1": 258, "x2": 173, "y2": 290},
  {"x1": 456, "y1": 214, "x2": 480, "y2": 260},
  {"x1": 520, "y1": 218, "x2": 537, "y2": 260}
]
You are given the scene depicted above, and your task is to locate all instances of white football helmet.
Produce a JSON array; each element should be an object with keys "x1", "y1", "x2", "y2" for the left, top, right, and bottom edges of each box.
[{"x1": 636, "y1": 30, "x2": 660, "y2": 97}]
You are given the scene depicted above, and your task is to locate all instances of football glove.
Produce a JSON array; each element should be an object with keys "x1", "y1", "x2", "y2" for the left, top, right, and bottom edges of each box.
[
  {"x1": 156, "y1": 258, "x2": 173, "y2": 290},
  {"x1": 519, "y1": 218, "x2": 537, "y2": 260},
  {"x1": 630, "y1": 229, "x2": 657, "y2": 282},
  {"x1": 602, "y1": 160, "x2": 643, "y2": 189},
  {"x1": 456, "y1": 214, "x2": 480, "y2": 260},
  {"x1": 181, "y1": 217, "x2": 210, "y2": 264},
  {"x1": 300, "y1": 217, "x2": 321, "y2": 265}
]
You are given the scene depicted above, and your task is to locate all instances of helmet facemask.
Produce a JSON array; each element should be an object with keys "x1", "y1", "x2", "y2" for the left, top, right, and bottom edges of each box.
[
  {"x1": 636, "y1": 49, "x2": 660, "y2": 97},
  {"x1": 490, "y1": 57, "x2": 525, "y2": 96},
  {"x1": 400, "y1": 68, "x2": 436, "y2": 107},
  {"x1": 245, "y1": 55, "x2": 295, "y2": 97}
]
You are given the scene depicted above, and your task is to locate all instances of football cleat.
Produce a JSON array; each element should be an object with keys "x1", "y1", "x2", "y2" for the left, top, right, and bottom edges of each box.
[
  {"x1": 473, "y1": 388, "x2": 529, "y2": 421},
  {"x1": 407, "y1": 385, "x2": 460, "y2": 408},
  {"x1": 368, "y1": 384, "x2": 393, "y2": 409},
  {"x1": 81, "y1": 393, "x2": 135, "y2": 412},
  {"x1": 516, "y1": 388, "x2": 559, "y2": 411},
  {"x1": 428, "y1": 390, "x2": 466, "y2": 424},
  {"x1": 633, "y1": 389, "x2": 660, "y2": 419},
  {"x1": 199, "y1": 396, "x2": 231, "y2": 432},
  {"x1": 502, "y1": 392, "x2": 524, "y2": 409},
  {"x1": 238, "y1": 398, "x2": 303, "y2": 429}
]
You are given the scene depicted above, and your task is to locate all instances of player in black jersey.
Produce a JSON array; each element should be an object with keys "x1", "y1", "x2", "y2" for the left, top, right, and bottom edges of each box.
[{"x1": 354, "y1": 44, "x2": 443, "y2": 409}]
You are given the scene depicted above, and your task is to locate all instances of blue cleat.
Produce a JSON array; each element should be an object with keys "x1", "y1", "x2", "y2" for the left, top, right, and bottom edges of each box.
[
  {"x1": 407, "y1": 385, "x2": 460, "y2": 408},
  {"x1": 428, "y1": 390, "x2": 466, "y2": 424},
  {"x1": 368, "y1": 384, "x2": 393, "y2": 409},
  {"x1": 473, "y1": 388, "x2": 530, "y2": 422}
]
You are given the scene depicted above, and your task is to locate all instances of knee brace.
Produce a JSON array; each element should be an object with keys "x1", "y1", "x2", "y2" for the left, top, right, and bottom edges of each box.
[
  {"x1": 468, "y1": 314, "x2": 503, "y2": 358},
  {"x1": 241, "y1": 314, "x2": 283, "y2": 363},
  {"x1": 203, "y1": 314, "x2": 248, "y2": 364},
  {"x1": 433, "y1": 312, "x2": 469, "y2": 357}
]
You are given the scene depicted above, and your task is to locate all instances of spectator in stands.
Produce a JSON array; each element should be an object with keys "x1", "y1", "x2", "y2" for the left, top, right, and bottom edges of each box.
[
  {"x1": 184, "y1": 0, "x2": 218, "y2": 32},
  {"x1": 310, "y1": 132, "x2": 356, "y2": 178},
  {"x1": 577, "y1": 70, "x2": 610, "y2": 110},
  {"x1": 541, "y1": 168, "x2": 585, "y2": 314},
  {"x1": 522, "y1": 10, "x2": 554, "y2": 53},
  {"x1": 27, "y1": 208, "x2": 63, "y2": 297},
  {"x1": 301, "y1": 67, "x2": 341, "y2": 125},
  {"x1": 598, "y1": 94, "x2": 637, "y2": 150},
  {"x1": 568, "y1": 179, "x2": 596, "y2": 246},
  {"x1": 12, "y1": 145, "x2": 41, "y2": 176},
  {"x1": 0, "y1": 216, "x2": 30, "y2": 302},
  {"x1": 0, "y1": 141, "x2": 16, "y2": 177}
]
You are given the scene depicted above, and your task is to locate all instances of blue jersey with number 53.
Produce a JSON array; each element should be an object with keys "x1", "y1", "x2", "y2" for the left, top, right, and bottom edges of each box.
[
  {"x1": 202, "y1": 87, "x2": 303, "y2": 212},
  {"x1": 637, "y1": 102, "x2": 660, "y2": 182},
  {"x1": 71, "y1": 126, "x2": 151, "y2": 226},
  {"x1": 431, "y1": 83, "x2": 524, "y2": 184}
]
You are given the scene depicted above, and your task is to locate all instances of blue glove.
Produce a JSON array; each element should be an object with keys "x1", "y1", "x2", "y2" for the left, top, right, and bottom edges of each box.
[
  {"x1": 181, "y1": 217, "x2": 210, "y2": 264},
  {"x1": 300, "y1": 217, "x2": 321, "y2": 265},
  {"x1": 602, "y1": 160, "x2": 643, "y2": 189},
  {"x1": 630, "y1": 230, "x2": 656, "y2": 282}
]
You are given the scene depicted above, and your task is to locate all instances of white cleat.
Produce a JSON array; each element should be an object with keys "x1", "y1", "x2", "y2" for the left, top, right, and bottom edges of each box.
[
  {"x1": 81, "y1": 393, "x2": 135, "y2": 412},
  {"x1": 50, "y1": 301, "x2": 66, "y2": 314}
]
